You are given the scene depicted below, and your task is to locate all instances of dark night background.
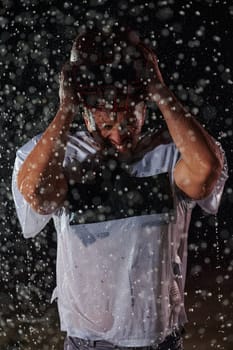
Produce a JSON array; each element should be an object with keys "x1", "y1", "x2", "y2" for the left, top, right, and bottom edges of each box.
[{"x1": 0, "y1": 0, "x2": 233, "y2": 349}]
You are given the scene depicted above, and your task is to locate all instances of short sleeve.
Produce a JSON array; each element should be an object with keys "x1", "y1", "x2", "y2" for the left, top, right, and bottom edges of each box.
[
  {"x1": 196, "y1": 146, "x2": 228, "y2": 214},
  {"x1": 12, "y1": 134, "x2": 53, "y2": 238}
]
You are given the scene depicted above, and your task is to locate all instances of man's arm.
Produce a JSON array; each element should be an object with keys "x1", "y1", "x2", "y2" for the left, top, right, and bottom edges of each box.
[
  {"x1": 138, "y1": 43, "x2": 223, "y2": 200},
  {"x1": 154, "y1": 87, "x2": 223, "y2": 199},
  {"x1": 17, "y1": 63, "x2": 79, "y2": 214}
]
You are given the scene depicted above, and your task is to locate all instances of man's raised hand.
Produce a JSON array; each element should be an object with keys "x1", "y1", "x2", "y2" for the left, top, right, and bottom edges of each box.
[
  {"x1": 136, "y1": 42, "x2": 165, "y2": 100},
  {"x1": 59, "y1": 62, "x2": 81, "y2": 113}
]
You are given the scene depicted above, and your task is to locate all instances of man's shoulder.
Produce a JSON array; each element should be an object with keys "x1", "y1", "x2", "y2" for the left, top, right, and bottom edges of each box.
[
  {"x1": 16, "y1": 133, "x2": 43, "y2": 158},
  {"x1": 65, "y1": 130, "x2": 100, "y2": 162},
  {"x1": 130, "y1": 130, "x2": 180, "y2": 176},
  {"x1": 67, "y1": 130, "x2": 97, "y2": 145},
  {"x1": 133, "y1": 129, "x2": 175, "y2": 160}
]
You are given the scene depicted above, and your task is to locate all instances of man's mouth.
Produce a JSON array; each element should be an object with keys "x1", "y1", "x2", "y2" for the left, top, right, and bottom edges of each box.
[{"x1": 110, "y1": 141, "x2": 133, "y2": 152}]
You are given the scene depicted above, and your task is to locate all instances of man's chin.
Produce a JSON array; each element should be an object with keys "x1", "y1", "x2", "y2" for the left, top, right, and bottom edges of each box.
[
  {"x1": 112, "y1": 144, "x2": 136, "y2": 161},
  {"x1": 114, "y1": 144, "x2": 131, "y2": 153},
  {"x1": 100, "y1": 140, "x2": 137, "y2": 160}
]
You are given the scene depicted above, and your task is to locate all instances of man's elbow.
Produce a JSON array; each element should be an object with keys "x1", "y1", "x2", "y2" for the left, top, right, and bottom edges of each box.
[
  {"x1": 199, "y1": 158, "x2": 223, "y2": 198},
  {"x1": 24, "y1": 191, "x2": 66, "y2": 215},
  {"x1": 17, "y1": 175, "x2": 67, "y2": 215}
]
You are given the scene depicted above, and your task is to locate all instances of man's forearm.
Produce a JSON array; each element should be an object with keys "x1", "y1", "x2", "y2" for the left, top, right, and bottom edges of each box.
[
  {"x1": 151, "y1": 85, "x2": 222, "y2": 178},
  {"x1": 17, "y1": 103, "x2": 76, "y2": 214}
]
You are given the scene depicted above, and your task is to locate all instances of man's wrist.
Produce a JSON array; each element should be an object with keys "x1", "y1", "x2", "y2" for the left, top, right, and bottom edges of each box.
[
  {"x1": 150, "y1": 85, "x2": 191, "y2": 120},
  {"x1": 147, "y1": 83, "x2": 172, "y2": 105},
  {"x1": 59, "y1": 100, "x2": 79, "y2": 116}
]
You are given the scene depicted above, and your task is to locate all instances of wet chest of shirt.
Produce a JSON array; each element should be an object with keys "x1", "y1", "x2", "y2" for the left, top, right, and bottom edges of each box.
[{"x1": 67, "y1": 164, "x2": 174, "y2": 225}]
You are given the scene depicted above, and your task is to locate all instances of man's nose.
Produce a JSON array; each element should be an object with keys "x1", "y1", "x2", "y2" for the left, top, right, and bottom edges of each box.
[{"x1": 111, "y1": 124, "x2": 128, "y2": 143}]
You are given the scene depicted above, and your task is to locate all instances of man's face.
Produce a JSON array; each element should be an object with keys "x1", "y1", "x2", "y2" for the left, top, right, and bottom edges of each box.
[{"x1": 84, "y1": 102, "x2": 146, "y2": 155}]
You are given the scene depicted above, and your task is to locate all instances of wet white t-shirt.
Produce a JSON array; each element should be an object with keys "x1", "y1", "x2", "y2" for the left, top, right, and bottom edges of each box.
[{"x1": 12, "y1": 131, "x2": 228, "y2": 346}]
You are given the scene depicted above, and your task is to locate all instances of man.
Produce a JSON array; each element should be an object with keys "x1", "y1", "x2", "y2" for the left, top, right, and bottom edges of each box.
[{"x1": 12, "y1": 27, "x2": 228, "y2": 350}]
